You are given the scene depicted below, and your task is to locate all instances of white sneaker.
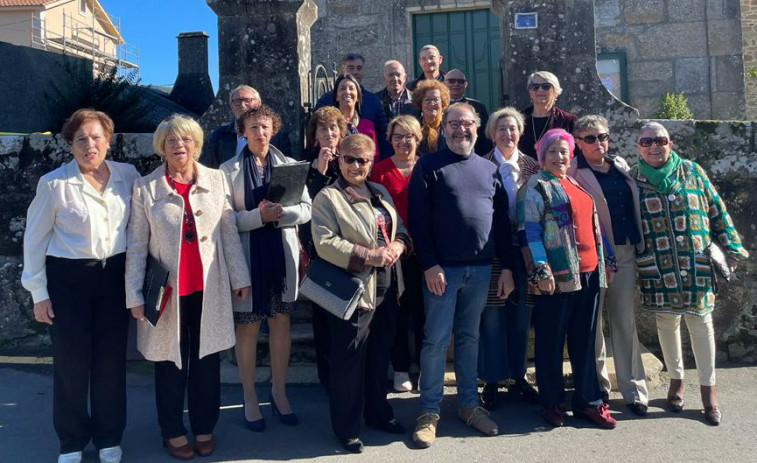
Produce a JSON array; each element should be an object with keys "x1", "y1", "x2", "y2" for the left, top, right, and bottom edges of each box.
[
  {"x1": 58, "y1": 451, "x2": 82, "y2": 463},
  {"x1": 393, "y1": 372, "x2": 412, "y2": 392},
  {"x1": 98, "y1": 446, "x2": 122, "y2": 463}
]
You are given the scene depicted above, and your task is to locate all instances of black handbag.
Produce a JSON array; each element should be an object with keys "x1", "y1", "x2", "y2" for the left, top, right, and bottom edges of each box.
[{"x1": 299, "y1": 257, "x2": 370, "y2": 320}]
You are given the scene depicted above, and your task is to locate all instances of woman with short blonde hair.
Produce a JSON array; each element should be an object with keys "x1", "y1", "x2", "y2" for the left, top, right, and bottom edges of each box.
[{"x1": 126, "y1": 114, "x2": 251, "y2": 459}]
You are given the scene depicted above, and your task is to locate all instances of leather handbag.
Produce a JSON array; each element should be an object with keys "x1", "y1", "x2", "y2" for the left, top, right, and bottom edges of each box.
[
  {"x1": 706, "y1": 241, "x2": 732, "y2": 282},
  {"x1": 299, "y1": 257, "x2": 370, "y2": 320}
]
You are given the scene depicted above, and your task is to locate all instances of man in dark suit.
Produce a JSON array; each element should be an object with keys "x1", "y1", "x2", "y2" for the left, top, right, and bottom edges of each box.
[
  {"x1": 445, "y1": 69, "x2": 492, "y2": 154},
  {"x1": 375, "y1": 60, "x2": 420, "y2": 123},
  {"x1": 314, "y1": 53, "x2": 391, "y2": 158},
  {"x1": 200, "y1": 85, "x2": 290, "y2": 168}
]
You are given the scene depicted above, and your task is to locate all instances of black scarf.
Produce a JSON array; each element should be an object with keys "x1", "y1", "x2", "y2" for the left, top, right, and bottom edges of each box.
[{"x1": 242, "y1": 146, "x2": 287, "y2": 312}]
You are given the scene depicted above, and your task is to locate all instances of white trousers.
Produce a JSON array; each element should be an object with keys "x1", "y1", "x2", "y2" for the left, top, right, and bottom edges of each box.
[
  {"x1": 595, "y1": 244, "x2": 649, "y2": 404},
  {"x1": 655, "y1": 312, "x2": 716, "y2": 386}
]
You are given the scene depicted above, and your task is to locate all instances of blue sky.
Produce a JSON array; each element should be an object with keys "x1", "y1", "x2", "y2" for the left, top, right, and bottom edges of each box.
[{"x1": 103, "y1": 1, "x2": 219, "y2": 91}]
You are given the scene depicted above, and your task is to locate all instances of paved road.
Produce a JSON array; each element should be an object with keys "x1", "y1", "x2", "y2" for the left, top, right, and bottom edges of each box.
[{"x1": 1, "y1": 362, "x2": 756, "y2": 462}]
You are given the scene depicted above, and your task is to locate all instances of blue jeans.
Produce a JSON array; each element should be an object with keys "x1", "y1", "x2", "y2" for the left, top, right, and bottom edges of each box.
[
  {"x1": 478, "y1": 253, "x2": 531, "y2": 382},
  {"x1": 419, "y1": 264, "x2": 491, "y2": 414}
]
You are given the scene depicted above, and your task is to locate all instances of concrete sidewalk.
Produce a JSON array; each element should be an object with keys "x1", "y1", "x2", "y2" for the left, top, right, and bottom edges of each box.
[{"x1": 1, "y1": 361, "x2": 755, "y2": 462}]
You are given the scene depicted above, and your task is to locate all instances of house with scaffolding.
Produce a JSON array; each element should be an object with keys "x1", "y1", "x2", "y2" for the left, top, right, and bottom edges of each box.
[{"x1": 0, "y1": 0, "x2": 138, "y2": 76}]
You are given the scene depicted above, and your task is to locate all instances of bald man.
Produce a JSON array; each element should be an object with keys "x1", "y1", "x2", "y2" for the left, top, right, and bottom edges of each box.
[
  {"x1": 444, "y1": 69, "x2": 492, "y2": 154},
  {"x1": 376, "y1": 60, "x2": 420, "y2": 122}
]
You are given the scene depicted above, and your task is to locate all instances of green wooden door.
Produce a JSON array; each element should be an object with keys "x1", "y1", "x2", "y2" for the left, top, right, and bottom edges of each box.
[{"x1": 412, "y1": 9, "x2": 501, "y2": 113}]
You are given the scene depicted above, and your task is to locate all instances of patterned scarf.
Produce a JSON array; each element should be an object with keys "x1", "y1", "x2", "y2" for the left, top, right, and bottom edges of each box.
[{"x1": 422, "y1": 113, "x2": 442, "y2": 153}]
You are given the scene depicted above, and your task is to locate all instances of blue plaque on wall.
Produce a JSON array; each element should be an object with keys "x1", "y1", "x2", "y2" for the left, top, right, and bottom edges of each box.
[{"x1": 515, "y1": 13, "x2": 538, "y2": 29}]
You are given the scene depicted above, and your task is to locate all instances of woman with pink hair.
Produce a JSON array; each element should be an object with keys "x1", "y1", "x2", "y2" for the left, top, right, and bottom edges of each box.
[{"x1": 516, "y1": 129, "x2": 617, "y2": 429}]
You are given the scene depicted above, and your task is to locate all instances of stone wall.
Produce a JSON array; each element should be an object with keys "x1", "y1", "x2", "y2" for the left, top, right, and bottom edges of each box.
[
  {"x1": 596, "y1": 0, "x2": 746, "y2": 120},
  {"x1": 310, "y1": 0, "x2": 495, "y2": 93},
  {"x1": 1, "y1": 125, "x2": 756, "y2": 361},
  {"x1": 741, "y1": 0, "x2": 757, "y2": 120}
]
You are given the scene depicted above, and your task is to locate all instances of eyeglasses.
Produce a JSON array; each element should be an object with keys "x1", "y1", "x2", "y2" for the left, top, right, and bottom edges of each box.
[
  {"x1": 528, "y1": 82, "x2": 553, "y2": 91},
  {"x1": 446, "y1": 78, "x2": 466, "y2": 85},
  {"x1": 638, "y1": 137, "x2": 669, "y2": 147},
  {"x1": 447, "y1": 120, "x2": 476, "y2": 130},
  {"x1": 166, "y1": 136, "x2": 194, "y2": 146},
  {"x1": 391, "y1": 134, "x2": 416, "y2": 142},
  {"x1": 341, "y1": 155, "x2": 371, "y2": 166},
  {"x1": 577, "y1": 133, "x2": 610, "y2": 144},
  {"x1": 231, "y1": 97, "x2": 257, "y2": 106},
  {"x1": 423, "y1": 97, "x2": 441, "y2": 105}
]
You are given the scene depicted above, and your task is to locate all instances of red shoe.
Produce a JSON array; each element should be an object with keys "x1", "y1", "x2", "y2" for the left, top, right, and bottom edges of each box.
[
  {"x1": 578, "y1": 403, "x2": 617, "y2": 429},
  {"x1": 541, "y1": 405, "x2": 564, "y2": 427}
]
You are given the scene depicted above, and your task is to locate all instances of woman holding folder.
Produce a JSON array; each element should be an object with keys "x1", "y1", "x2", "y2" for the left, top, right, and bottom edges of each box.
[
  {"x1": 220, "y1": 105, "x2": 312, "y2": 431},
  {"x1": 125, "y1": 114, "x2": 251, "y2": 459}
]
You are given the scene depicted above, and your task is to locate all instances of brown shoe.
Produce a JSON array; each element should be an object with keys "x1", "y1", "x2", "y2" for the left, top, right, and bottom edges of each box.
[
  {"x1": 458, "y1": 406, "x2": 498, "y2": 436},
  {"x1": 194, "y1": 436, "x2": 214, "y2": 457},
  {"x1": 412, "y1": 413, "x2": 440, "y2": 449},
  {"x1": 164, "y1": 438, "x2": 195, "y2": 460}
]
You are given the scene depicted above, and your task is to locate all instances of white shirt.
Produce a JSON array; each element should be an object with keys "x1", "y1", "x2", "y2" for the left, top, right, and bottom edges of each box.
[
  {"x1": 492, "y1": 147, "x2": 521, "y2": 221},
  {"x1": 21, "y1": 159, "x2": 140, "y2": 303}
]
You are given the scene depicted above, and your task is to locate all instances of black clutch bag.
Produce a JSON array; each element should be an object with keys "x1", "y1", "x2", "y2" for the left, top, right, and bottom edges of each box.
[
  {"x1": 142, "y1": 254, "x2": 171, "y2": 327},
  {"x1": 299, "y1": 257, "x2": 369, "y2": 320},
  {"x1": 706, "y1": 241, "x2": 732, "y2": 282}
]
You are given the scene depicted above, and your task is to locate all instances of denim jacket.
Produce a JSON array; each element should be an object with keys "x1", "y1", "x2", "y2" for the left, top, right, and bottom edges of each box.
[{"x1": 516, "y1": 170, "x2": 611, "y2": 294}]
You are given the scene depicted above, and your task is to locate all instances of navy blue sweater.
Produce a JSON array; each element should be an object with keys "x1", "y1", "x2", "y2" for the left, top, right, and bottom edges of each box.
[{"x1": 408, "y1": 148, "x2": 512, "y2": 271}]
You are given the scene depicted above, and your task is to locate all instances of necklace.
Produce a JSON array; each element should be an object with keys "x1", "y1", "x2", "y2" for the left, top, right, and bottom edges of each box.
[
  {"x1": 165, "y1": 169, "x2": 198, "y2": 244},
  {"x1": 531, "y1": 108, "x2": 553, "y2": 143}
]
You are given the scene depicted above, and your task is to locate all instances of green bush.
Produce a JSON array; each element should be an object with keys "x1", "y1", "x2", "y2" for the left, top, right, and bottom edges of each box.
[{"x1": 655, "y1": 92, "x2": 694, "y2": 119}]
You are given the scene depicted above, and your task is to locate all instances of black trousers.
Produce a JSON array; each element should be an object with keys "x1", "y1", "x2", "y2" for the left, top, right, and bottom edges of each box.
[
  {"x1": 326, "y1": 287, "x2": 399, "y2": 441},
  {"x1": 391, "y1": 256, "x2": 426, "y2": 373},
  {"x1": 533, "y1": 271, "x2": 602, "y2": 409},
  {"x1": 312, "y1": 301, "x2": 331, "y2": 390},
  {"x1": 46, "y1": 254, "x2": 129, "y2": 454},
  {"x1": 154, "y1": 291, "x2": 220, "y2": 439}
]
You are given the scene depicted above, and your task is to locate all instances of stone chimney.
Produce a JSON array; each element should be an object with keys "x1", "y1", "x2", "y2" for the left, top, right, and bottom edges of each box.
[{"x1": 170, "y1": 31, "x2": 215, "y2": 116}]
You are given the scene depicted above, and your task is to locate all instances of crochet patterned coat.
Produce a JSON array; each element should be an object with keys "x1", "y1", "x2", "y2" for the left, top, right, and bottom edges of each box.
[{"x1": 633, "y1": 159, "x2": 749, "y2": 316}]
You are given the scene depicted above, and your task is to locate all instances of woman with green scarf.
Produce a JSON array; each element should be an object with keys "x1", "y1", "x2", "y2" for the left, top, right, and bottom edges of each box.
[{"x1": 633, "y1": 122, "x2": 749, "y2": 426}]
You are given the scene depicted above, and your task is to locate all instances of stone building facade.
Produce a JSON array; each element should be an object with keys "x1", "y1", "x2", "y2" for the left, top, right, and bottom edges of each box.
[{"x1": 310, "y1": 0, "x2": 754, "y2": 120}]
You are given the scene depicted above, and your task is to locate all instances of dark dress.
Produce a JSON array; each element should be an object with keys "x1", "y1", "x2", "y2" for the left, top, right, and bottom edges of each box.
[{"x1": 518, "y1": 106, "x2": 577, "y2": 159}]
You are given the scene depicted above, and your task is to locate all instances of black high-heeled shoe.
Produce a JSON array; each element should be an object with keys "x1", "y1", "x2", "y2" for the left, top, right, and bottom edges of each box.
[{"x1": 270, "y1": 393, "x2": 298, "y2": 426}]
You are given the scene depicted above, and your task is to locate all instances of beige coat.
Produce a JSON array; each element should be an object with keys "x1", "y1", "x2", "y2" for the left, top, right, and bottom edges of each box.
[
  {"x1": 568, "y1": 154, "x2": 644, "y2": 255},
  {"x1": 219, "y1": 146, "x2": 312, "y2": 310},
  {"x1": 311, "y1": 179, "x2": 409, "y2": 309},
  {"x1": 125, "y1": 162, "x2": 251, "y2": 368}
]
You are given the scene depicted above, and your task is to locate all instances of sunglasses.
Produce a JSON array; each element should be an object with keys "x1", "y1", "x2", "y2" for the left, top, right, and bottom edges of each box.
[
  {"x1": 638, "y1": 137, "x2": 669, "y2": 147},
  {"x1": 577, "y1": 133, "x2": 610, "y2": 144},
  {"x1": 528, "y1": 82, "x2": 553, "y2": 91},
  {"x1": 446, "y1": 78, "x2": 467, "y2": 85},
  {"x1": 341, "y1": 155, "x2": 371, "y2": 166}
]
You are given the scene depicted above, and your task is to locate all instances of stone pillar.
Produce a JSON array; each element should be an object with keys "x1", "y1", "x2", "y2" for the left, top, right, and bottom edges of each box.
[
  {"x1": 492, "y1": 0, "x2": 639, "y2": 145},
  {"x1": 170, "y1": 32, "x2": 215, "y2": 116},
  {"x1": 201, "y1": 0, "x2": 318, "y2": 160}
]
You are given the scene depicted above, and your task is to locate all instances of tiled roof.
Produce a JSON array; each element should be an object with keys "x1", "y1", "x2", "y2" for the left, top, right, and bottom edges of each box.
[{"x1": 0, "y1": 1, "x2": 59, "y2": 7}]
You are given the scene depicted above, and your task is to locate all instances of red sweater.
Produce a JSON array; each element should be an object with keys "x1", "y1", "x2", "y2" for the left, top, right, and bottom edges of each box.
[
  {"x1": 370, "y1": 157, "x2": 412, "y2": 228},
  {"x1": 173, "y1": 180, "x2": 204, "y2": 296},
  {"x1": 560, "y1": 178, "x2": 598, "y2": 273}
]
